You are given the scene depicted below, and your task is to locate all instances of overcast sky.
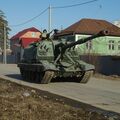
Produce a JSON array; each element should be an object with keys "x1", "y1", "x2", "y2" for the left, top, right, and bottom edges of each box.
[{"x1": 0, "y1": 0, "x2": 120, "y2": 37}]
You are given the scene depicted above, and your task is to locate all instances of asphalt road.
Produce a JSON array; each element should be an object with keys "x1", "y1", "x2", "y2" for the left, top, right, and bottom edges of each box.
[{"x1": 0, "y1": 64, "x2": 120, "y2": 114}]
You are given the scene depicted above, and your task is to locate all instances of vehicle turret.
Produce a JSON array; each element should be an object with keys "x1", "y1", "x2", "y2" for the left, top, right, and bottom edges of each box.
[{"x1": 54, "y1": 30, "x2": 109, "y2": 63}]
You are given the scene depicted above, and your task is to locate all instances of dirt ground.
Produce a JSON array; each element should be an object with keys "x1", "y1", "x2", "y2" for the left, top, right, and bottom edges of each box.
[{"x1": 0, "y1": 78, "x2": 119, "y2": 120}]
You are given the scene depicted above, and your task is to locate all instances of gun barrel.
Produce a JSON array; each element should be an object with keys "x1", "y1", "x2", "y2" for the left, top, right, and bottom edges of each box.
[{"x1": 62, "y1": 30, "x2": 109, "y2": 50}]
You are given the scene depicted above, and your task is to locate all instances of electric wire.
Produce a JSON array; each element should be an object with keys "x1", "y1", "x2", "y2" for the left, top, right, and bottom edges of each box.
[
  {"x1": 10, "y1": 0, "x2": 98, "y2": 27},
  {"x1": 52, "y1": 0, "x2": 98, "y2": 9},
  {"x1": 11, "y1": 7, "x2": 48, "y2": 27}
]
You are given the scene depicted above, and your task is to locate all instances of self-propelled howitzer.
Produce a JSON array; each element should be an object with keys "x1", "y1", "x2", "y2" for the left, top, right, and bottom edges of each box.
[{"x1": 18, "y1": 30, "x2": 109, "y2": 84}]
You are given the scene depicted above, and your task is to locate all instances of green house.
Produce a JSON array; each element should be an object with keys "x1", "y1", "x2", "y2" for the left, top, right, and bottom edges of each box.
[{"x1": 56, "y1": 18, "x2": 120, "y2": 75}]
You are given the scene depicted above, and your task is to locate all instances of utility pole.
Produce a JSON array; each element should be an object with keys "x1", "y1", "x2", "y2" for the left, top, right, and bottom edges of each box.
[
  {"x1": 48, "y1": 5, "x2": 51, "y2": 33},
  {"x1": 3, "y1": 23, "x2": 7, "y2": 64}
]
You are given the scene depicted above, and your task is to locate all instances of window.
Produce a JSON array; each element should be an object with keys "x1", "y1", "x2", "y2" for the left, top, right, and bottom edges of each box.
[
  {"x1": 32, "y1": 32, "x2": 36, "y2": 37},
  {"x1": 108, "y1": 40, "x2": 114, "y2": 50},
  {"x1": 118, "y1": 41, "x2": 120, "y2": 50},
  {"x1": 86, "y1": 41, "x2": 92, "y2": 50}
]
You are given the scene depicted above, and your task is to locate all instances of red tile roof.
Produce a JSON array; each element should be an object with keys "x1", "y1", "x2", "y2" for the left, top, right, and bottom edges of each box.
[
  {"x1": 11, "y1": 27, "x2": 41, "y2": 40},
  {"x1": 57, "y1": 18, "x2": 120, "y2": 36}
]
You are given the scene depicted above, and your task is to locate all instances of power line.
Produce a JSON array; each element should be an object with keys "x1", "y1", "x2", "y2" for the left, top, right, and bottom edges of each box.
[
  {"x1": 52, "y1": 0, "x2": 98, "y2": 9},
  {"x1": 10, "y1": 7, "x2": 48, "y2": 27},
  {"x1": 10, "y1": 0, "x2": 99, "y2": 27}
]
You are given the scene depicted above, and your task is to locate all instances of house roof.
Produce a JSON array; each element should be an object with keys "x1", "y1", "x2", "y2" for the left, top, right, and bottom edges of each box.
[
  {"x1": 20, "y1": 38, "x2": 39, "y2": 48},
  {"x1": 11, "y1": 27, "x2": 41, "y2": 40},
  {"x1": 57, "y1": 18, "x2": 120, "y2": 36}
]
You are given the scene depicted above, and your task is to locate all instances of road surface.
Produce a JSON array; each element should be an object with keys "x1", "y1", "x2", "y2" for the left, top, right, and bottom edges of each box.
[{"x1": 0, "y1": 64, "x2": 120, "y2": 114}]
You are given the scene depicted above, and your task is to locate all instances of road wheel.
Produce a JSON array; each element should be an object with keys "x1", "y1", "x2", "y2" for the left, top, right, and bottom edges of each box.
[
  {"x1": 79, "y1": 70, "x2": 93, "y2": 83},
  {"x1": 40, "y1": 71, "x2": 54, "y2": 84}
]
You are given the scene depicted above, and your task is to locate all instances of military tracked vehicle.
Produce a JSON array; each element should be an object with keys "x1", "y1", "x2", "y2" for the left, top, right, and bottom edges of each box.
[{"x1": 18, "y1": 29, "x2": 109, "y2": 84}]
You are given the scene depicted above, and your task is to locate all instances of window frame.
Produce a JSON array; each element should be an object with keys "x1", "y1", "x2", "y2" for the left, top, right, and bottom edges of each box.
[
  {"x1": 32, "y1": 32, "x2": 36, "y2": 37},
  {"x1": 108, "y1": 40, "x2": 115, "y2": 50},
  {"x1": 118, "y1": 41, "x2": 120, "y2": 50},
  {"x1": 86, "y1": 40, "x2": 92, "y2": 50}
]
